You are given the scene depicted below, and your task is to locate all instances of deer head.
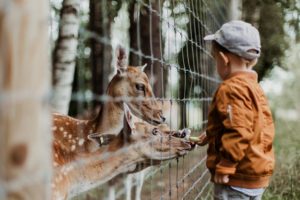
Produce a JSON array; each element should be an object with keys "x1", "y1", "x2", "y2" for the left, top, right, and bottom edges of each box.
[
  {"x1": 102, "y1": 104, "x2": 192, "y2": 160},
  {"x1": 106, "y1": 45, "x2": 165, "y2": 125},
  {"x1": 52, "y1": 104, "x2": 191, "y2": 200}
]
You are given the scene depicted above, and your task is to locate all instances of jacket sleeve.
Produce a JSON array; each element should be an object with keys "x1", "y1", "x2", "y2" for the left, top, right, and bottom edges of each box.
[{"x1": 215, "y1": 84, "x2": 254, "y2": 175}]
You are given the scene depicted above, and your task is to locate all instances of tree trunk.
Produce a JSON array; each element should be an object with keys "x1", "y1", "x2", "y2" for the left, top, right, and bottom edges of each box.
[
  {"x1": 0, "y1": 0, "x2": 51, "y2": 199},
  {"x1": 230, "y1": 0, "x2": 242, "y2": 20},
  {"x1": 129, "y1": 1, "x2": 165, "y2": 98},
  {"x1": 51, "y1": 0, "x2": 80, "y2": 114},
  {"x1": 89, "y1": 0, "x2": 115, "y2": 108}
]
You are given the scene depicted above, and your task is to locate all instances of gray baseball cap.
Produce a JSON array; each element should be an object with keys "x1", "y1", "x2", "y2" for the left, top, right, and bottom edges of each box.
[{"x1": 204, "y1": 20, "x2": 261, "y2": 60}]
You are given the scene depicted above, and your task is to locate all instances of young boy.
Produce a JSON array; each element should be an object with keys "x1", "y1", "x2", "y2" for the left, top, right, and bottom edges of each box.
[{"x1": 196, "y1": 20, "x2": 275, "y2": 200}]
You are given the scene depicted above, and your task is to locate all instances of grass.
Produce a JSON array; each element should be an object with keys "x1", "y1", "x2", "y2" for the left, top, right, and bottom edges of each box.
[{"x1": 263, "y1": 119, "x2": 300, "y2": 200}]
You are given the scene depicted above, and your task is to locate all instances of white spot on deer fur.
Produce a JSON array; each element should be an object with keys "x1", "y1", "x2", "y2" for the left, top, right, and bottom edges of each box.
[
  {"x1": 52, "y1": 126, "x2": 57, "y2": 131},
  {"x1": 55, "y1": 153, "x2": 58, "y2": 158},
  {"x1": 59, "y1": 127, "x2": 64, "y2": 131},
  {"x1": 76, "y1": 137, "x2": 79, "y2": 140},
  {"x1": 53, "y1": 162, "x2": 58, "y2": 167},
  {"x1": 61, "y1": 167, "x2": 70, "y2": 176},
  {"x1": 63, "y1": 132, "x2": 68, "y2": 137},
  {"x1": 78, "y1": 138, "x2": 85, "y2": 146},
  {"x1": 68, "y1": 134, "x2": 72, "y2": 139},
  {"x1": 66, "y1": 122, "x2": 69, "y2": 125},
  {"x1": 71, "y1": 145, "x2": 76, "y2": 151},
  {"x1": 66, "y1": 165, "x2": 73, "y2": 171}
]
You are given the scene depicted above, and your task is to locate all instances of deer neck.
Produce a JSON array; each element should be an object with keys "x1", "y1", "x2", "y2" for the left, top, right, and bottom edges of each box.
[
  {"x1": 84, "y1": 101, "x2": 124, "y2": 152},
  {"x1": 94, "y1": 101, "x2": 124, "y2": 135},
  {"x1": 65, "y1": 147, "x2": 142, "y2": 199}
]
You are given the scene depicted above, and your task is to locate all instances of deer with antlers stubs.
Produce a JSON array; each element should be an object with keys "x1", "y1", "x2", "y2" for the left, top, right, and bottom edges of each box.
[
  {"x1": 51, "y1": 104, "x2": 192, "y2": 200},
  {"x1": 51, "y1": 45, "x2": 172, "y2": 199},
  {"x1": 52, "y1": 45, "x2": 166, "y2": 156}
]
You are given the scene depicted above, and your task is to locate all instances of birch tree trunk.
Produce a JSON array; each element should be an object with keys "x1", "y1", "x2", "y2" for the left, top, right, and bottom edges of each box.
[
  {"x1": 51, "y1": 0, "x2": 80, "y2": 114},
  {"x1": 229, "y1": 0, "x2": 242, "y2": 20},
  {"x1": 0, "y1": 0, "x2": 51, "y2": 199}
]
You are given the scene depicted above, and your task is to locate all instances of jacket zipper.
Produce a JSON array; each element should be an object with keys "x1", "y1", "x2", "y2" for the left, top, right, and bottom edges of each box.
[{"x1": 227, "y1": 104, "x2": 233, "y2": 124}]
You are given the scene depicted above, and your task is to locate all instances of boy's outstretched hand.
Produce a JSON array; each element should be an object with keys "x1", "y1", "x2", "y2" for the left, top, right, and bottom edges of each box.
[
  {"x1": 197, "y1": 132, "x2": 208, "y2": 146},
  {"x1": 189, "y1": 131, "x2": 208, "y2": 146},
  {"x1": 214, "y1": 173, "x2": 229, "y2": 184}
]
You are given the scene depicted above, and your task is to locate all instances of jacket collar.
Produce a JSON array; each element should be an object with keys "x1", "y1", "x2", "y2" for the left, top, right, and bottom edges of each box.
[{"x1": 224, "y1": 70, "x2": 258, "y2": 82}]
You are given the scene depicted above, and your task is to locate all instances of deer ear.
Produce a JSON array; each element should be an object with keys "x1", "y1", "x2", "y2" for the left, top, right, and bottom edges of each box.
[
  {"x1": 123, "y1": 103, "x2": 135, "y2": 136},
  {"x1": 138, "y1": 63, "x2": 147, "y2": 72},
  {"x1": 115, "y1": 45, "x2": 127, "y2": 74}
]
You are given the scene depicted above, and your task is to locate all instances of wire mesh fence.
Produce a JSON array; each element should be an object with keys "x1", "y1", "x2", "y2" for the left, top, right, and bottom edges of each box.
[
  {"x1": 3, "y1": 0, "x2": 300, "y2": 199},
  {"x1": 49, "y1": 0, "x2": 229, "y2": 199}
]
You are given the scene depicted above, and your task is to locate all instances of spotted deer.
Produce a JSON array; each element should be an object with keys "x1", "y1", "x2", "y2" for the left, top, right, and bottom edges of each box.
[
  {"x1": 52, "y1": 45, "x2": 165, "y2": 155},
  {"x1": 52, "y1": 104, "x2": 192, "y2": 200}
]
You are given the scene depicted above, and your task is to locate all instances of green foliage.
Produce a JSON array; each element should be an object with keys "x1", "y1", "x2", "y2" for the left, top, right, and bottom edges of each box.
[
  {"x1": 263, "y1": 120, "x2": 300, "y2": 200},
  {"x1": 261, "y1": 44, "x2": 300, "y2": 199},
  {"x1": 243, "y1": 0, "x2": 300, "y2": 80},
  {"x1": 256, "y1": 3, "x2": 287, "y2": 80},
  {"x1": 277, "y1": 0, "x2": 300, "y2": 41}
]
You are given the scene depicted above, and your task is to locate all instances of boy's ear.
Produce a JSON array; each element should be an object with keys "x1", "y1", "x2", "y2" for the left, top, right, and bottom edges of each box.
[{"x1": 219, "y1": 52, "x2": 229, "y2": 66}]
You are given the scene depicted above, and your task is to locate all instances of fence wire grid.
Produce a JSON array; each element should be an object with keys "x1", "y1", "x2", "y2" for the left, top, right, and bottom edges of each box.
[{"x1": 50, "y1": 0, "x2": 229, "y2": 199}]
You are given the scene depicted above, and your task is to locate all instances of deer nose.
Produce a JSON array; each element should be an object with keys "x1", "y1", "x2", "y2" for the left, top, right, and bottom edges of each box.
[
  {"x1": 160, "y1": 115, "x2": 166, "y2": 122},
  {"x1": 182, "y1": 128, "x2": 191, "y2": 139}
]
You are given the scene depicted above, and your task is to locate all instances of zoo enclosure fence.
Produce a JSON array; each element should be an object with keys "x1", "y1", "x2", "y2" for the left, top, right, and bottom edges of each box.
[{"x1": 51, "y1": 0, "x2": 229, "y2": 199}]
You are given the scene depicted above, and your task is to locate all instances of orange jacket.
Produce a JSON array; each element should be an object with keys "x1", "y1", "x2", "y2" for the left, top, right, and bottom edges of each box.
[{"x1": 206, "y1": 71, "x2": 275, "y2": 188}]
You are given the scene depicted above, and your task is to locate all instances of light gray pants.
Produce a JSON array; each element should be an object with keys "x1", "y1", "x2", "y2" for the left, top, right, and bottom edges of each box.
[{"x1": 214, "y1": 184, "x2": 263, "y2": 200}]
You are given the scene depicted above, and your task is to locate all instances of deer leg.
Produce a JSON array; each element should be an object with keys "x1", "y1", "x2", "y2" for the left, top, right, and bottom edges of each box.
[
  {"x1": 124, "y1": 175, "x2": 132, "y2": 200},
  {"x1": 135, "y1": 170, "x2": 145, "y2": 200},
  {"x1": 108, "y1": 186, "x2": 116, "y2": 200}
]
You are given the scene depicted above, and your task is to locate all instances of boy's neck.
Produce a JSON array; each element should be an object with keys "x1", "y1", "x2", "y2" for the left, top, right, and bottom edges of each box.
[
  {"x1": 231, "y1": 66, "x2": 249, "y2": 73},
  {"x1": 224, "y1": 64, "x2": 254, "y2": 80},
  {"x1": 229, "y1": 59, "x2": 254, "y2": 73}
]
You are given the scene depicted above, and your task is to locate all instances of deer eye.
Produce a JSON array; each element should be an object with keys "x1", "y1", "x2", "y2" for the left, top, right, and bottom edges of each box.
[
  {"x1": 135, "y1": 83, "x2": 145, "y2": 91},
  {"x1": 152, "y1": 128, "x2": 159, "y2": 135}
]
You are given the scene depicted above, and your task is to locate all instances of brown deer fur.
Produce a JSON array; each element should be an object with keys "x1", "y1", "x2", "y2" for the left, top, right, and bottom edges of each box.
[{"x1": 51, "y1": 105, "x2": 191, "y2": 200}]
